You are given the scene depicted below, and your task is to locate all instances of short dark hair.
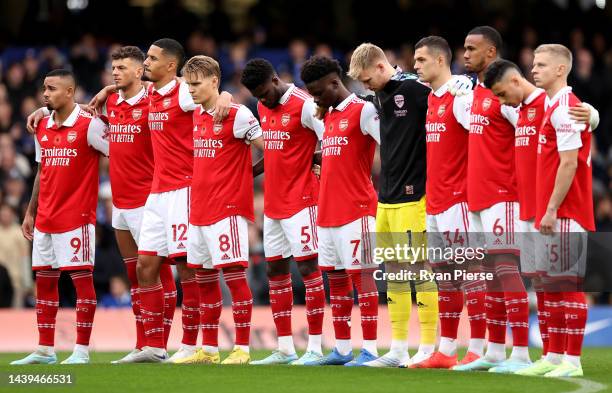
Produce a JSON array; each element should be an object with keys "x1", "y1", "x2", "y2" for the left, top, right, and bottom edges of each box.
[
  {"x1": 240, "y1": 58, "x2": 275, "y2": 91},
  {"x1": 111, "y1": 46, "x2": 145, "y2": 63},
  {"x1": 46, "y1": 69, "x2": 74, "y2": 79},
  {"x1": 152, "y1": 38, "x2": 185, "y2": 69},
  {"x1": 483, "y1": 59, "x2": 522, "y2": 88},
  {"x1": 45, "y1": 69, "x2": 76, "y2": 86},
  {"x1": 300, "y1": 55, "x2": 343, "y2": 85},
  {"x1": 468, "y1": 26, "x2": 503, "y2": 51},
  {"x1": 415, "y1": 36, "x2": 452, "y2": 64}
]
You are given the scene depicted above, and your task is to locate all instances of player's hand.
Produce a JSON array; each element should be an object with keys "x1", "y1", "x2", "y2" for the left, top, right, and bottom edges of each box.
[
  {"x1": 80, "y1": 104, "x2": 97, "y2": 116},
  {"x1": 21, "y1": 212, "x2": 34, "y2": 241},
  {"x1": 213, "y1": 92, "x2": 233, "y2": 122},
  {"x1": 312, "y1": 164, "x2": 321, "y2": 179},
  {"x1": 26, "y1": 108, "x2": 46, "y2": 134},
  {"x1": 568, "y1": 103, "x2": 590, "y2": 124},
  {"x1": 88, "y1": 85, "x2": 115, "y2": 113},
  {"x1": 448, "y1": 75, "x2": 473, "y2": 96},
  {"x1": 539, "y1": 210, "x2": 557, "y2": 235}
]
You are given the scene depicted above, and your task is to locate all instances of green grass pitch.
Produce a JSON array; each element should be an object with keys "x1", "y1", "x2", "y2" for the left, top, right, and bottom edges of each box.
[{"x1": 0, "y1": 348, "x2": 610, "y2": 393}]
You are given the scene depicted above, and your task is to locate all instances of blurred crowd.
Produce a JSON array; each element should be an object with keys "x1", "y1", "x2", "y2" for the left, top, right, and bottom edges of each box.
[{"x1": 0, "y1": 25, "x2": 611, "y2": 308}]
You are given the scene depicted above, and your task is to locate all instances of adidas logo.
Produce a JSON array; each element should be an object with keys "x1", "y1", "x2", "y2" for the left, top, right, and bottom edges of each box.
[
  {"x1": 41, "y1": 135, "x2": 48, "y2": 142},
  {"x1": 110, "y1": 111, "x2": 115, "y2": 117},
  {"x1": 221, "y1": 253, "x2": 230, "y2": 261},
  {"x1": 261, "y1": 116, "x2": 266, "y2": 123},
  {"x1": 71, "y1": 255, "x2": 80, "y2": 263},
  {"x1": 302, "y1": 244, "x2": 311, "y2": 252},
  {"x1": 352, "y1": 259, "x2": 360, "y2": 265},
  {"x1": 177, "y1": 242, "x2": 185, "y2": 249}
]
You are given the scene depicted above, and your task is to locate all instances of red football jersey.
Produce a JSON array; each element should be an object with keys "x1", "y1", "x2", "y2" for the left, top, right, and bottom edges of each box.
[
  {"x1": 535, "y1": 87, "x2": 594, "y2": 231},
  {"x1": 425, "y1": 84, "x2": 471, "y2": 215},
  {"x1": 467, "y1": 84, "x2": 519, "y2": 211},
  {"x1": 258, "y1": 84, "x2": 324, "y2": 219},
  {"x1": 318, "y1": 94, "x2": 380, "y2": 227},
  {"x1": 147, "y1": 79, "x2": 197, "y2": 193},
  {"x1": 190, "y1": 104, "x2": 262, "y2": 226},
  {"x1": 104, "y1": 88, "x2": 154, "y2": 209},
  {"x1": 514, "y1": 88, "x2": 546, "y2": 221},
  {"x1": 35, "y1": 105, "x2": 109, "y2": 233}
]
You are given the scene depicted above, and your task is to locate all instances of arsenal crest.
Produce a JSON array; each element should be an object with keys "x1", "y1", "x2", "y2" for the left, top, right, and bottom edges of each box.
[
  {"x1": 67, "y1": 131, "x2": 77, "y2": 143},
  {"x1": 437, "y1": 104, "x2": 446, "y2": 117},
  {"x1": 527, "y1": 107, "x2": 536, "y2": 122},
  {"x1": 132, "y1": 109, "x2": 142, "y2": 120},
  {"x1": 281, "y1": 113, "x2": 290, "y2": 126},
  {"x1": 482, "y1": 98, "x2": 492, "y2": 111},
  {"x1": 339, "y1": 119, "x2": 348, "y2": 131},
  {"x1": 163, "y1": 98, "x2": 171, "y2": 109},
  {"x1": 394, "y1": 94, "x2": 404, "y2": 108},
  {"x1": 213, "y1": 123, "x2": 223, "y2": 135}
]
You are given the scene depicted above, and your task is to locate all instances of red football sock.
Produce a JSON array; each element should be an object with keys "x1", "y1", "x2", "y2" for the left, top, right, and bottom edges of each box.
[
  {"x1": 463, "y1": 279, "x2": 487, "y2": 339},
  {"x1": 35, "y1": 270, "x2": 60, "y2": 347},
  {"x1": 349, "y1": 270, "x2": 378, "y2": 340},
  {"x1": 196, "y1": 270, "x2": 222, "y2": 347},
  {"x1": 180, "y1": 278, "x2": 200, "y2": 346},
  {"x1": 545, "y1": 292, "x2": 566, "y2": 355},
  {"x1": 327, "y1": 270, "x2": 353, "y2": 340},
  {"x1": 139, "y1": 282, "x2": 165, "y2": 349},
  {"x1": 438, "y1": 284, "x2": 463, "y2": 340},
  {"x1": 565, "y1": 291, "x2": 587, "y2": 356},
  {"x1": 302, "y1": 270, "x2": 325, "y2": 336},
  {"x1": 70, "y1": 271, "x2": 97, "y2": 346},
  {"x1": 534, "y1": 285, "x2": 549, "y2": 355},
  {"x1": 124, "y1": 257, "x2": 145, "y2": 349},
  {"x1": 160, "y1": 263, "x2": 176, "y2": 348},
  {"x1": 269, "y1": 273, "x2": 293, "y2": 337},
  {"x1": 485, "y1": 291, "x2": 507, "y2": 344},
  {"x1": 223, "y1": 268, "x2": 253, "y2": 346},
  {"x1": 504, "y1": 292, "x2": 529, "y2": 347}
]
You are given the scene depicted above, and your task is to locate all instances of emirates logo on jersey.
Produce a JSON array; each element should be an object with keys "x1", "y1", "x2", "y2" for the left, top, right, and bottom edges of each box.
[
  {"x1": 339, "y1": 119, "x2": 349, "y2": 131},
  {"x1": 438, "y1": 104, "x2": 446, "y2": 117},
  {"x1": 394, "y1": 94, "x2": 404, "y2": 108},
  {"x1": 213, "y1": 123, "x2": 223, "y2": 135},
  {"x1": 527, "y1": 107, "x2": 537, "y2": 122},
  {"x1": 132, "y1": 109, "x2": 142, "y2": 120},
  {"x1": 163, "y1": 98, "x2": 171, "y2": 108},
  {"x1": 281, "y1": 113, "x2": 290, "y2": 126},
  {"x1": 67, "y1": 131, "x2": 77, "y2": 143},
  {"x1": 482, "y1": 98, "x2": 492, "y2": 111}
]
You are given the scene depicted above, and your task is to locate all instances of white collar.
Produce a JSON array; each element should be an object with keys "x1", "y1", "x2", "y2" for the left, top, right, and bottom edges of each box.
[
  {"x1": 523, "y1": 88, "x2": 545, "y2": 105},
  {"x1": 433, "y1": 82, "x2": 450, "y2": 97},
  {"x1": 334, "y1": 93, "x2": 356, "y2": 112},
  {"x1": 117, "y1": 86, "x2": 146, "y2": 105},
  {"x1": 545, "y1": 86, "x2": 572, "y2": 108},
  {"x1": 153, "y1": 79, "x2": 177, "y2": 96},
  {"x1": 47, "y1": 104, "x2": 80, "y2": 128},
  {"x1": 278, "y1": 84, "x2": 295, "y2": 105},
  {"x1": 198, "y1": 105, "x2": 215, "y2": 116}
]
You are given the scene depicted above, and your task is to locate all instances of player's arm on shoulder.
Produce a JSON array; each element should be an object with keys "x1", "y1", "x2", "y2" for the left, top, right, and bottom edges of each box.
[
  {"x1": 568, "y1": 102, "x2": 599, "y2": 131},
  {"x1": 501, "y1": 104, "x2": 519, "y2": 127},
  {"x1": 87, "y1": 117, "x2": 110, "y2": 156},
  {"x1": 409, "y1": 78, "x2": 431, "y2": 112},
  {"x1": 448, "y1": 74, "x2": 475, "y2": 97},
  {"x1": 361, "y1": 101, "x2": 381, "y2": 144},
  {"x1": 234, "y1": 105, "x2": 263, "y2": 145},
  {"x1": 26, "y1": 107, "x2": 51, "y2": 134},
  {"x1": 302, "y1": 99, "x2": 325, "y2": 140},
  {"x1": 453, "y1": 92, "x2": 473, "y2": 130},
  {"x1": 178, "y1": 81, "x2": 199, "y2": 112}
]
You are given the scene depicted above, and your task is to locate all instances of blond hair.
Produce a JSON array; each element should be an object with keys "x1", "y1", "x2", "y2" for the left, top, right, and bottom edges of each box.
[
  {"x1": 181, "y1": 55, "x2": 221, "y2": 80},
  {"x1": 348, "y1": 43, "x2": 387, "y2": 79},
  {"x1": 534, "y1": 44, "x2": 573, "y2": 73}
]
